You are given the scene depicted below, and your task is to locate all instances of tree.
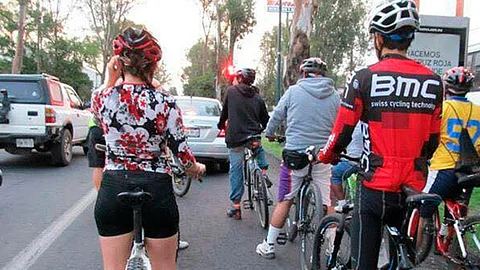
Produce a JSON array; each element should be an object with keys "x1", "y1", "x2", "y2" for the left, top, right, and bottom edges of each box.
[
  {"x1": 221, "y1": 0, "x2": 256, "y2": 59},
  {"x1": 196, "y1": 0, "x2": 216, "y2": 75},
  {"x1": 0, "y1": 2, "x2": 17, "y2": 72},
  {"x1": 310, "y1": 0, "x2": 368, "y2": 86},
  {"x1": 257, "y1": 25, "x2": 290, "y2": 108},
  {"x1": 11, "y1": 0, "x2": 28, "y2": 74},
  {"x1": 284, "y1": 0, "x2": 317, "y2": 87},
  {"x1": 154, "y1": 61, "x2": 171, "y2": 87},
  {"x1": 82, "y1": 0, "x2": 140, "y2": 80},
  {"x1": 182, "y1": 39, "x2": 218, "y2": 98}
]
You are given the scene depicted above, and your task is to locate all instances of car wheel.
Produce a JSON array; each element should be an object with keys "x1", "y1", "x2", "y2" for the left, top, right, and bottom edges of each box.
[
  {"x1": 51, "y1": 129, "x2": 73, "y2": 166},
  {"x1": 219, "y1": 161, "x2": 229, "y2": 173}
]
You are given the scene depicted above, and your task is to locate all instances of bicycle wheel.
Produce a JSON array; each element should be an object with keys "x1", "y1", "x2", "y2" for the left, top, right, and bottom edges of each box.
[
  {"x1": 243, "y1": 158, "x2": 253, "y2": 208},
  {"x1": 312, "y1": 214, "x2": 351, "y2": 270},
  {"x1": 253, "y1": 168, "x2": 269, "y2": 229},
  {"x1": 286, "y1": 197, "x2": 299, "y2": 242},
  {"x1": 300, "y1": 183, "x2": 323, "y2": 270},
  {"x1": 126, "y1": 257, "x2": 148, "y2": 270},
  {"x1": 405, "y1": 208, "x2": 436, "y2": 265},
  {"x1": 451, "y1": 215, "x2": 480, "y2": 266},
  {"x1": 172, "y1": 173, "x2": 192, "y2": 197}
]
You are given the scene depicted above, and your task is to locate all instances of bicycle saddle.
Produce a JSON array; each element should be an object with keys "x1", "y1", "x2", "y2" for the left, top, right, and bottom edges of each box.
[
  {"x1": 457, "y1": 171, "x2": 480, "y2": 188},
  {"x1": 117, "y1": 190, "x2": 153, "y2": 206},
  {"x1": 402, "y1": 185, "x2": 442, "y2": 207}
]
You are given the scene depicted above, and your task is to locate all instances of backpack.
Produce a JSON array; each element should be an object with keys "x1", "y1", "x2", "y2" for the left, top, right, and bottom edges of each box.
[{"x1": 443, "y1": 102, "x2": 480, "y2": 174}]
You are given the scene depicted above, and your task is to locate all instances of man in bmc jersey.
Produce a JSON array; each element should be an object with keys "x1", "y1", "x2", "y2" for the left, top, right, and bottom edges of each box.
[
  {"x1": 419, "y1": 67, "x2": 478, "y2": 254},
  {"x1": 318, "y1": 1, "x2": 443, "y2": 268}
]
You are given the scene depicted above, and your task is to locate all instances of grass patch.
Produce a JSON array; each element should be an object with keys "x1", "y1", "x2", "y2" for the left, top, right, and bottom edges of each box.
[{"x1": 261, "y1": 136, "x2": 283, "y2": 159}]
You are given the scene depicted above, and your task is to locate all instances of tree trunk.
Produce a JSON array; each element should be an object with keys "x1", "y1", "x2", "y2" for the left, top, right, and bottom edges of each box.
[
  {"x1": 283, "y1": 0, "x2": 317, "y2": 87},
  {"x1": 11, "y1": 0, "x2": 28, "y2": 74}
]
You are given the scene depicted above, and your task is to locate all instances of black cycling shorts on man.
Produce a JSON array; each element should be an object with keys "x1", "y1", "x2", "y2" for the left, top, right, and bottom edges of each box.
[{"x1": 318, "y1": 1, "x2": 443, "y2": 269}]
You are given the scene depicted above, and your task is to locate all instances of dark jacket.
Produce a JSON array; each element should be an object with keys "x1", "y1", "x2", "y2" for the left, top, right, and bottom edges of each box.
[{"x1": 218, "y1": 83, "x2": 269, "y2": 148}]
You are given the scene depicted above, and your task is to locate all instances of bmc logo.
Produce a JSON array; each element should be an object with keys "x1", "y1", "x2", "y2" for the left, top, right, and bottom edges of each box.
[{"x1": 371, "y1": 74, "x2": 439, "y2": 99}]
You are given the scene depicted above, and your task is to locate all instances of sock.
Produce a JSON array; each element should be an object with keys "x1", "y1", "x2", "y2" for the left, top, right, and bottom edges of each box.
[{"x1": 266, "y1": 225, "x2": 282, "y2": 244}]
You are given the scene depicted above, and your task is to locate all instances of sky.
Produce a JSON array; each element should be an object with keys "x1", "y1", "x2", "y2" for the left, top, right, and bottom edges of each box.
[{"x1": 61, "y1": 0, "x2": 480, "y2": 91}]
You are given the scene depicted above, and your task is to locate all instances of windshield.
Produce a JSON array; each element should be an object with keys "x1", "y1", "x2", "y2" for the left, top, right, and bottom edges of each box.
[
  {"x1": 0, "y1": 81, "x2": 46, "y2": 104},
  {"x1": 176, "y1": 99, "x2": 220, "y2": 117}
]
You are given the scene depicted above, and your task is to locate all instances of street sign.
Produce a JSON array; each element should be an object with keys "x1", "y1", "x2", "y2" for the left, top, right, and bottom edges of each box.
[
  {"x1": 407, "y1": 15, "x2": 469, "y2": 76},
  {"x1": 267, "y1": 0, "x2": 295, "y2": 13}
]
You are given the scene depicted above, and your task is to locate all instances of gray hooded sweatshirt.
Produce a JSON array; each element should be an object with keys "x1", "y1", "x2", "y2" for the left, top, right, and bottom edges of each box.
[{"x1": 265, "y1": 76, "x2": 340, "y2": 151}]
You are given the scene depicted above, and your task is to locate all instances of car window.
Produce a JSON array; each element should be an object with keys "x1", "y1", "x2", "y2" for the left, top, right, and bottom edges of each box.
[
  {"x1": 0, "y1": 80, "x2": 45, "y2": 104},
  {"x1": 48, "y1": 80, "x2": 64, "y2": 106},
  {"x1": 65, "y1": 86, "x2": 82, "y2": 108},
  {"x1": 176, "y1": 99, "x2": 220, "y2": 116}
]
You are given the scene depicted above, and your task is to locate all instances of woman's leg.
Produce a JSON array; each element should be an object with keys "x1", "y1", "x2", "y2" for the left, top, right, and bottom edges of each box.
[
  {"x1": 99, "y1": 233, "x2": 133, "y2": 270},
  {"x1": 146, "y1": 234, "x2": 179, "y2": 270}
]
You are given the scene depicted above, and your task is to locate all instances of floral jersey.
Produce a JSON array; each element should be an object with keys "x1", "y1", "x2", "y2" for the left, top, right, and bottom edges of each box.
[{"x1": 92, "y1": 83, "x2": 196, "y2": 174}]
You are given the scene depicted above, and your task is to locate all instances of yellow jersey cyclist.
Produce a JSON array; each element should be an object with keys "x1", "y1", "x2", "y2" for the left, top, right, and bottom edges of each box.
[{"x1": 419, "y1": 67, "x2": 479, "y2": 240}]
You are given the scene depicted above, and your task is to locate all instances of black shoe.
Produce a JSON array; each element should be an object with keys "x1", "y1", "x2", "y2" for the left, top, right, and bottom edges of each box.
[{"x1": 264, "y1": 175, "x2": 272, "y2": 188}]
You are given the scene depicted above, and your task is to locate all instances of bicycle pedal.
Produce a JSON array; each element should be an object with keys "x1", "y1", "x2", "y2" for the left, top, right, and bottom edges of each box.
[
  {"x1": 276, "y1": 233, "x2": 287, "y2": 245},
  {"x1": 242, "y1": 200, "x2": 253, "y2": 210}
]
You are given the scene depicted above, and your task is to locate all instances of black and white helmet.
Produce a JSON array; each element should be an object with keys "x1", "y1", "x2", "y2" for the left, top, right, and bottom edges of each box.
[
  {"x1": 299, "y1": 57, "x2": 327, "y2": 74},
  {"x1": 235, "y1": 68, "x2": 256, "y2": 85},
  {"x1": 369, "y1": 0, "x2": 420, "y2": 34}
]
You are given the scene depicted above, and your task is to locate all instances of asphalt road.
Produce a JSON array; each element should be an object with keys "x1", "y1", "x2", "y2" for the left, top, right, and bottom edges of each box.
[
  {"x1": 0, "y1": 149, "x2": 299, "y2": 270},
  {"x1": 0, "y1": 148, "x2": 462, "y2": 270}
]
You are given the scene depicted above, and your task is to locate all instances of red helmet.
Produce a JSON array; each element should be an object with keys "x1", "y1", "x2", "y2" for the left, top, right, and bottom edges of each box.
[
  {"x1": 442, "y1": 67, "x2": 475, "y2": 95},
  {"x1": 112, "y1": 27, "x2": 162, "y2": 63}
]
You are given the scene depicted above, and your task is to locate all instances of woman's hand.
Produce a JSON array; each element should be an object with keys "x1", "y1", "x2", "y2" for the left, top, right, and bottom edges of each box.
[
  {"x1": 104, "y1": 56, "x2": 123, "y2": 88},
  {"x1": 185, "y1": 162, "x2": 206, "y2": 180}
]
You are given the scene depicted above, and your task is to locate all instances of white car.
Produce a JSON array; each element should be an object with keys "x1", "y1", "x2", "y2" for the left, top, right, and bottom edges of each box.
[
  {"x1": 0, "y1": 74, "x2": 92, "y2": 166},
  {"x1": 467, "y1": 90, "x2": 480, "y2": 106},
  {"x1": 175, "y1": 96, "x2": 229, "y2": 171}
]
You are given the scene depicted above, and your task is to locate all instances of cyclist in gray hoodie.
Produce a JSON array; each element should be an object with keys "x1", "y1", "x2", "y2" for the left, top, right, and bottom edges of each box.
[{"x1": 256, "y1": 57, "x2": 340, "y2": 259}]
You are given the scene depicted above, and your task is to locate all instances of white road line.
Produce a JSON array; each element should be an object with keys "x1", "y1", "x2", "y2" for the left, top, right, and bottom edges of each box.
[{"x1": 2, "y1": 189, "x2": 97, "y2": 270}]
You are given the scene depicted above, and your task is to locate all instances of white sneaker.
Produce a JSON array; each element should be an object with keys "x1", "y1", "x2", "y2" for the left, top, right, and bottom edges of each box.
[
  {"x1": 179, "y1": 240, "x2": 189, "y2": 250},
  {"x1": 334, "y1": 200, "x2": 347, "y2": 213},
  {"x1": 325, "y1": 227, "x2": 336, "y2": 256},
  {"x1": 256, "y1": 239, "x2": 275, "y2": 259}
]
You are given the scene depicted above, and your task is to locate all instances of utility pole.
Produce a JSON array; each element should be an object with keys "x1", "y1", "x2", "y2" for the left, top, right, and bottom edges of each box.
[
  {"x1": 215, "y1": 0, "x2": 222, "y2": 101},
  {"x1": 275, "y1": 0, "x2": 282, "y2": 103},
  {"x1": 36, "y1": 0, "x2": 42, "y2": 73},
  {"x1": 12, "y1": 0, "x2": 28, "y2": 74}
]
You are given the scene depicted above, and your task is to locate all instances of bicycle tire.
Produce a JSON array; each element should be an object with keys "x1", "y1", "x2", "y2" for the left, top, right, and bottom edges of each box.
[
  {"x1": 312, "y1": 214, "x2": 351, "y2": 270},
  {"x1": 253, "y1": 168, "x2": 269, "y2": 229},
  {"x1": 286, "y1": 197, "x2": 299, "y2": 242},
  {"x1": 300, "y1": 182, "x2": 323, "y2": 270},
  {"x1": 126, "y1": 257, "x2": 147, "y2": 270},
  {"x1": 244, "y1": 158, "x2": 253, "y2": 208},
  {"x1": 405, "y1": 208, "x2": 435, "y2": 265},
  {"x1": 172, "y1": 174, "x2": 192, "y2": 197},
  {"x1": 451, "y1": 215, "x2": 480, "y2": 266}
]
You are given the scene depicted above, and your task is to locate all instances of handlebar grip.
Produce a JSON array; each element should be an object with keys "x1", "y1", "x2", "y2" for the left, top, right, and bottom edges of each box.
[{"x1": 95, "y1": 143, "x2": 107, "y2": 152}]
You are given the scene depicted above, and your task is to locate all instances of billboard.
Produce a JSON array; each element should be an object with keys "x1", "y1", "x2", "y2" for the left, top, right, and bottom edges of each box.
[
  {"x1": 407, "y1": 15, "x2": 469, "y2": 76},
  {"x1": 267, "y1": 0, "x2": 295, "y2": 13}
]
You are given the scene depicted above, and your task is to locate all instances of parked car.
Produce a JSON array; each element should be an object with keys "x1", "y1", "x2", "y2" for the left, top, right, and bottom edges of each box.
[
  {"x1": 0, "y1": 73, "x2": 92, "y2": 166},
  {"x1": 175, "y1": 96, "x2": 229, "y2": 172}
]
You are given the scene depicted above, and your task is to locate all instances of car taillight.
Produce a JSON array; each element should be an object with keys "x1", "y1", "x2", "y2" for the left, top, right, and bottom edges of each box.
[
  {"x1": 45, "y1": 108, "x2": 56, "y2": 123},
  {"x1": 217, "y1": 128, "x2": 225, "y2": 138}
]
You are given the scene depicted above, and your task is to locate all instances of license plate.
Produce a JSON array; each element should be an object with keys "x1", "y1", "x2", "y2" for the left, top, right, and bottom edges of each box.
[
  {"x1": 16, "y1": 138, "x2": 34, "y2": 148},
  {"x1": 185, "y1": 128, "x2": 200, "y2": 138}
]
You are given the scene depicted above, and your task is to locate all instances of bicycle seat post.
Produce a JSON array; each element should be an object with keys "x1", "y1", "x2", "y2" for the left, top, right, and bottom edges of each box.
[{"x1": 117, "y1": 190, "x2": 153, "y2": 244}]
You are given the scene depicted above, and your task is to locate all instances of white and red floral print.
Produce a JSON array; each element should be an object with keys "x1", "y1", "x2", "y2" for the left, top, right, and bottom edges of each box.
[{"x1": 92, "y1": 83, "x2": 195, "y2": 174}]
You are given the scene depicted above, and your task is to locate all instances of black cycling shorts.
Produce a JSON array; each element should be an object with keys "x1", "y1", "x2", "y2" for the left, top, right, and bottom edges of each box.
[
  {"x1": 94, "y1": 170, "x2": 179, "y2": 238},
  {"x1": 87, "y1": 126, "x2": 106, "y2": 168}
]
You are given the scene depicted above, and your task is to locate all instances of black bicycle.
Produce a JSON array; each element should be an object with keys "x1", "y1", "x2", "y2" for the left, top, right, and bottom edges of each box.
[
  {"x1": 276, "y1": 145, "x2": 324, "y2": 270},
  {"x1": 312, "y1": 182, "x2": 442, "y2": 270},
  {"x1": 242, "y1": 134, "x2": 272, "y2": 229}
]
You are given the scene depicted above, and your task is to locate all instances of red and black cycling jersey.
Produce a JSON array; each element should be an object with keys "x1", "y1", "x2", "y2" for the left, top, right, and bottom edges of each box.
[{"x1": 320, "y1": 54, "x2": 443, "y2": 192}]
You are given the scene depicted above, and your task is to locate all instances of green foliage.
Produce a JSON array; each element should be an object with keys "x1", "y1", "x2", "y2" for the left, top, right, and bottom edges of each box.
[
  {"x1": 221, "y1": 0, "x2": 256, "y2": 55},
  {"x1": 182, "y1": 39, "x2": 220, "y2": 98},
  {"x1": 261, "y1": 136, "x2": 283, "y2": 159},
  {"x1": 257, "y1": 25, "x2": 290, "y2": 108},
  {"x1": 310, "y1": 0, "x2": 369, "y2": 86},
  {"x1": 154, "y1": 61, "x2": 171, "y2": 87}
]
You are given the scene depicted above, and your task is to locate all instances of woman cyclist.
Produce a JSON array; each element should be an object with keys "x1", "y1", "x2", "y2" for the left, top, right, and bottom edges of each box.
[{"x1": 92, "y1": 27, "x2": 205, "y2": 270}]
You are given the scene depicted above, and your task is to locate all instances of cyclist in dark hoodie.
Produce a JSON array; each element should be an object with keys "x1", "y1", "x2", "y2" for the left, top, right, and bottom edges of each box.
[
  {"x1": 256, "y1": 57, "x2": 340, "y2": 259},
  {"x1": 218, "y1": 68, "x2": 270, "y2": 220}
]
